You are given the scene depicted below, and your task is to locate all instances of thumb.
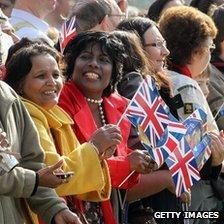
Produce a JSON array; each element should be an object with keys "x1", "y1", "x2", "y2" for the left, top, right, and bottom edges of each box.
[{"x1": 47, "y1": 160, "x2": 64, "y2": 174}]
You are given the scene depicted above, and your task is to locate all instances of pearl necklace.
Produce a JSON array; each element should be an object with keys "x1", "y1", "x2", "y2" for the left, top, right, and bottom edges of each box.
[{"x1": 86, "y1": 97, "x2": 106, "y2": 126}]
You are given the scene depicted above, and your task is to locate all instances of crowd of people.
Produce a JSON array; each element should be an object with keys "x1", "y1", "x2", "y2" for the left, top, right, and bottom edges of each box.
[{"x1": 0, "y1": 0, "x2": 224, "y2": 224}]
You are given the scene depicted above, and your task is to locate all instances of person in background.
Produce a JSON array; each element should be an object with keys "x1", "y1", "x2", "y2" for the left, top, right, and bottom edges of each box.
[
  {"x1": 190, "y1": 0, "x2": 224, "y2": 15},
  {"x1": 0, "y1": 80, "x2": 82, "y2": 224},
  {"x1": 10, "y1": 0, "x2": 56, "y2": 46},
  {"x1": 206, "y1": 5, "x2": 224, "y2": 131},
  {"x1": 159, "y1": 6, "x2": 224, "y2": 224},
  {"x1": 71, "y1": 0, "x2": 124, "y2": 32},
  {"x1": 112, "y1": 29, "x2": 182, "y2": 224},
  {"x1": 58, "y1": 0, "x2": 126, "y2": 53},
  {"x1": 116, "y1": 18, "x2": 189, "y2": 224},
  {"x1": 147, "y1": 0, "x2": 185, "y2": 22},
  {"x1": 117, "y1": 17, "x2": 177, "y2": 116},
  {"x1": 45, "y1": 0, "x2": 75, "y2": 30}
]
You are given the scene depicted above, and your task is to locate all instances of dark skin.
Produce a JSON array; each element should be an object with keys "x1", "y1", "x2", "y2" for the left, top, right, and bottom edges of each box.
[{"x1": 88, "y1": 101, "x2": 104, "y2": 128}]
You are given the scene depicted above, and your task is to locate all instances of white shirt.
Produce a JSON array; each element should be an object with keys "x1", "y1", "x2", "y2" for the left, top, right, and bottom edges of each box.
[{"x1": 10, "y1": 9, "x2": 54, "y2": 46}]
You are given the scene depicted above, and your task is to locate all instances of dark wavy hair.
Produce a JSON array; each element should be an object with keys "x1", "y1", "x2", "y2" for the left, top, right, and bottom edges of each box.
[
  {"x1": 5, "y1": 43, "x2": 60, "y2": 94},
  {"x1": 159, "y1": 6, "x2": 217, "y2": 66},
  {"x1": 63, "y1": 31, "x2": 126, "y2": 97},
  {"x1": 147, "y1": 0, "x2": 174, "y2": 22}
]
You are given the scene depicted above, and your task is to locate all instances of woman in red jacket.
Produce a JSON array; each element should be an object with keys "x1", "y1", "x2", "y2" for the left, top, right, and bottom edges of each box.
[{"x1": 59, "y1": 31, "x2": 154, "y2": 224}]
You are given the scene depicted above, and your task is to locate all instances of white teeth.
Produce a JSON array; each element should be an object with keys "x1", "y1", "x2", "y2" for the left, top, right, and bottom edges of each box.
[
  {"x1": 85, "y1": 72, "x2": 99, "y2": 79},
  {"x1": 44, "y1": 90, "x2": 56, "y2": 94}
]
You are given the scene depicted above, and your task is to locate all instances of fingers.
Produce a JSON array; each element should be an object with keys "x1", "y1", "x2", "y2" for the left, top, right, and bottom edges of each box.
[
  {"x1": 47, "y1": 160, "x2": 64, "y2": 174},
  {"x1": 101, "y1": 146, "x2": 116, "y2": 159},
  {"x1": 180, "y1": 190, "x2": 191, "y2": 205},
  {"x1": 0, "y1": 128, "x2": 9, "y2": 148},
  {"x1": 128, "y1": 150, "x2": 155, "y2": 174}
]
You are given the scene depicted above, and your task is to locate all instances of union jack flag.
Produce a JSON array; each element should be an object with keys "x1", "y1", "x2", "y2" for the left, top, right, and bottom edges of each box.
[
  {"x1": 59, "y1": 16, "x2": 77, "y2": 53},
  {"x1": 125, "y1": 77, "x2": 170, "y2": 147},
  {"x1": 192, "y1": 133, "x2": 212, "y2": 171},
  {"x1": 141, "y1": 114, "x2": 187, "y2": 168},
  {"x1": 165, "y1": 138, "x2": 200, "y2": 197}
]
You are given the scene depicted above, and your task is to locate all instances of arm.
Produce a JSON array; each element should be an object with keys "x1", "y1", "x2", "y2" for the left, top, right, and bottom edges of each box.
[{"x1": 33, "y1": 117, "x2": 111, "y2": 201}]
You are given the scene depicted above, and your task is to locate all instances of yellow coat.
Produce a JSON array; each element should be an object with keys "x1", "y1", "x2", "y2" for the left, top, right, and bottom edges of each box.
[{"x1": 23, "y1": 99, "x2": 111, "y2": 202}]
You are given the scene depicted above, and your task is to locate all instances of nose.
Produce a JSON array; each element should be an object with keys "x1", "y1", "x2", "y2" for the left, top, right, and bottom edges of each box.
[
  {"x1": 46, "y1": 75, "x2": 56, "y2": 86},
  {"x1": 161, "y1": 45, "x2": 170, "y2": 57},
  {"x1": 88, "y1": 57, "x2": 99, "y2": 68}
]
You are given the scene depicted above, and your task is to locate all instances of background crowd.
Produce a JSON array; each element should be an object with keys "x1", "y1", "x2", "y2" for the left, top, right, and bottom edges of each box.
[{"x1": 0, "y1": 0, "x2": 224, "y2": 224}]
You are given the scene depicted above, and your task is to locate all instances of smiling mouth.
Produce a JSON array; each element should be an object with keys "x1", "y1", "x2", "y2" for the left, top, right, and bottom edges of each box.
[
  {"x1": 44, "y1": 90, "x2": 57, "y2": 95},
  {"x1": 84, "y1": 72, "x2": 100, "y2": 80}
]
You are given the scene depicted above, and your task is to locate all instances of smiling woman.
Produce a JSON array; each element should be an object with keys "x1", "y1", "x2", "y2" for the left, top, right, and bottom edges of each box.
[
  {"x1": 4, "y1": 39, "x2": 129, "y2": 223},
  {"x1": 59, "y1": 31, "x2": 156, "y2": 224}
]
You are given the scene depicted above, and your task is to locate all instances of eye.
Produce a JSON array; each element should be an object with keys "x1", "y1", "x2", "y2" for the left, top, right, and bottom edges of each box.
[
  {"x1": 35, "y1": 74, "x2": 45, "y2": 79},
  {"x1": 53, "y1": 73, "x2": 60, "y2": 79},
  {"x1": 79, "y1": 53, "x2": 91, "y2": 60},
  {"x1": 99, "y1": 56, "x2": 111, "y2": 63}
]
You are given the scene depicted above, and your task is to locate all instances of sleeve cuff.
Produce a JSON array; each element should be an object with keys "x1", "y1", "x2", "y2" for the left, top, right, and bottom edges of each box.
[{"x1": 31, "y1": 173, "x2": 39, "y2": 196}]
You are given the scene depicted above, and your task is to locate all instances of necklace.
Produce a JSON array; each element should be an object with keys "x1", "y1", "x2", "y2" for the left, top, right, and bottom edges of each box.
[{"x1": 86, "y1": 97, "x2": 106, "y2": 126}]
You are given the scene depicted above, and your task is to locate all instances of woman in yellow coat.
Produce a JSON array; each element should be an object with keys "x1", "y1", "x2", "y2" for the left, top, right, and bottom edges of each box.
[{"x1": 4, "y1": 42, "x2": 123, "y2": 205}]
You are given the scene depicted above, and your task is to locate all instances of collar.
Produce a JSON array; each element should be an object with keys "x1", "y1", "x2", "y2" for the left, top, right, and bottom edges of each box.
[
  {"x1": 22, "y1": 98, "x2": 73, "y2": 129},
  {"x1": 171, "y1": 64, "x2": 192, "y2": 78}
]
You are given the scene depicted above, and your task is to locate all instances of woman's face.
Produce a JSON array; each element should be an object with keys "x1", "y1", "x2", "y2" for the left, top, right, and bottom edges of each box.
[
  {"x1": 191, "y1": 37, "x2": 214, "y2": 78},
  {"x1": 22, "y1": 54, "x2": 63, "y2": 110},
  {"x1": 143, "y1": 26, "x2": 170, "y2": 72},
  {"x1": 72, "y1": 43, "x2": 113, "y2": 99},
  {"x1": 195, "y1": 74, "x2": 210, "y2": 98}
]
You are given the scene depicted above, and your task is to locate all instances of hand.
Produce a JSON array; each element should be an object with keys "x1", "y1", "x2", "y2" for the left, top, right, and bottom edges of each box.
[
  {"x1": 54, "y1": 209, "x2": 82, "y2": 224},
  {"x1": 0, "y1": 128, "x2": 10, "y2": 148},
  {"x1": 127, "y1": 150, "x2": 156, "y2": 174},
  {"x1": 209, "y1": 131, "x2": 224, "y2": 166},
  {"x1": 90, "y1": 124, "x2": 122, "y2": 155},
  {"x1": 180, "y1": 189, "x2": 191, "y2": 206},
  {"x1": 101, "y1": 145, "x2": 116, "y2": 160},
  {"x1": 37, "y1": 160, "x2": 70, "y2": 188}
]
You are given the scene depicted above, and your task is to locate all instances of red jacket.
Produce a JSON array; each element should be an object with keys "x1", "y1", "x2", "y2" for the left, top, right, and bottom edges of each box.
[{"x1": 59, "y1": 81, "x2": 139, "y2": 224}]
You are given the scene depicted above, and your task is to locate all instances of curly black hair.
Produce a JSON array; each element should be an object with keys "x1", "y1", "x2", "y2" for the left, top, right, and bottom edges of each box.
[{"x1": 63, "y1": 31, "x2": 126, "y2": 97}]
